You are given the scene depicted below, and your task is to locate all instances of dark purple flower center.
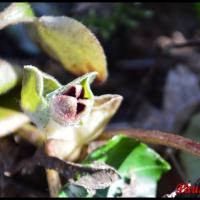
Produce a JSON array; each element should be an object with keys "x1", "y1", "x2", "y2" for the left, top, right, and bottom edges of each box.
[
  {"x1": 50, "y1": 84, "x2": 91, "y2": 125},
  {"x1": 62, "y1": 85, "x2": 88, "y2": 115},
  {"x1": 63, "y1": 85, "x2": 85, "y2": 100}
]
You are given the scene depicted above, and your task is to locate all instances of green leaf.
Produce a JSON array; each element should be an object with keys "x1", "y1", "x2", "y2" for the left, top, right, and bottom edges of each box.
[
  {"x1": 42, "y1": 72, "x2": 61, "y2": 96},
  {"x1": 0, "y1": 107, "x2": 29, "y2": 137},
  {"x1": 73, "y1": 72, "x2": 97, "y2": 99},
  {"x1": 0, "y1": 2, "x2": 35, "y2": 30},
  {"x1": 0, "y1": 59, "x2": 22, "y2": 95},
  {"x1": 84, "y1": 135, "x2": 170, "y2": 179},
  {"x1": 21, "y1": 65, "x2": 49, "y2": 128},
  {"x1": 60, "y1": 135, "x2": 171, "y2": 197},
  {"x1": 21, "y1": 65, "x2": 61, "y2": 128},
  {"x1": 29, "y1": 16, "x2": 108, "y2": 83}
]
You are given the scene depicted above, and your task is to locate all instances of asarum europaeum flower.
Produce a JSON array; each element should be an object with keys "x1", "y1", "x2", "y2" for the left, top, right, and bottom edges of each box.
[
  {"x1": 21, "y1": 65, "x2": 96, "y2": 129},
  {"x1": 49, "y1": 84, "x2": 93, "y2": 126},
  {"x1": 44, "y1": 94, "x2": 123, "y2": 161},
  {"x1": 21, "y1": 65, "x2": 123, "y2": 161}
]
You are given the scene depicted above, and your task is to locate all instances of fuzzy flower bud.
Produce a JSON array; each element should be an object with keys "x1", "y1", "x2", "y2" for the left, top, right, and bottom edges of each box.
[{"x1": 49, "y1": 84, "x2": 93, "y2": 126}]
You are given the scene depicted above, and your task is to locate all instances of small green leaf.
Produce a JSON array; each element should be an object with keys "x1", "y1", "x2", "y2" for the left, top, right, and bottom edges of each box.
[
  {"x1": 21, "y1": 65, "x2": 49, "y2": 128},
  {"x1": 60, "y1": 135, "x2": 170, "y2": 197},
  {"x1": 0, "y1": 59, "x2": 22, "y2": 95},
  {"x1": 21, "y1": 65, "x2": 44, "y2": 112},
  {"x1": 42, "y1": 72, "x2": 61, "y2": 96},
  {"x1": 21, "y1": 65, "x2": 61, "y2": 128},
  {"x1": 84, "y1": 134, "x2": 170, "y2": 179},
  {"x1": 0, "y1": 3, "x2": 35, "y2": 30},
  {"x1": 74, "y1": 72, "x2": 97, "y2": 99},
  {"x1": 0, "y1": 107, "x2": 29, "y2": 137},
  {"x1": 29, "y1": 16, "x2": 108, "y2": 83}
]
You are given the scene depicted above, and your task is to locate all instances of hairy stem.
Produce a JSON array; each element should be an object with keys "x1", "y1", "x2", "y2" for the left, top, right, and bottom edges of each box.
[{"x1": 99, "y1": 129, "x2": 200, "y2": 158}]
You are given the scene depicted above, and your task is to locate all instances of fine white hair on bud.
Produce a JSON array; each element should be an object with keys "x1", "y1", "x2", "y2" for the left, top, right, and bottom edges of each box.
[{"x1": 49, "y1": 84, "x2": 92, "y2": 126}]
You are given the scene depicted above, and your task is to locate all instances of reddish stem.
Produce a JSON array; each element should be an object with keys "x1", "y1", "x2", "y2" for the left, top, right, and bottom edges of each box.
[{"x1": 99, "y1": 129, "x2": 200, "y2": 158}]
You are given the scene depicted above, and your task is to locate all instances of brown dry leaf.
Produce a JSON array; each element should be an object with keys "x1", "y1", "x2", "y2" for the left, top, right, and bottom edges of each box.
[{"x1": 70, "y1": 162, "x2": 119, "y2": 190}]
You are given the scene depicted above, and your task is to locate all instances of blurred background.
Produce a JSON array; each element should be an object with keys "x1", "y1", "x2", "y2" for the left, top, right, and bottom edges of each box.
[{"x1": 1, "y1": 2, "x2": 200, "y2": 197}]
